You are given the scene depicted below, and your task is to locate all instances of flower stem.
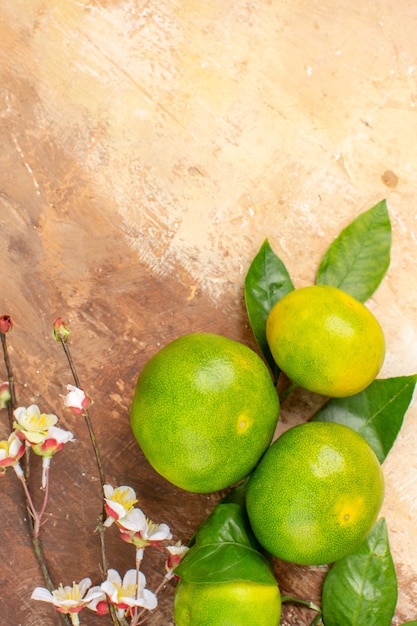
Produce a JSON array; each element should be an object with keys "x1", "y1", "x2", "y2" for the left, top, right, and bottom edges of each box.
[
  {"x1": 14, "y1": 468, "x2": 71, "y2": 626},
  {"x1": 1, "y1": 333, "x2": 70, "y2": 624},
  {"x1": 69, "y1": 613, "x2": 80, "y2": 626},
  {"x1": 14, "y1": 464, "x2": 38, "y2": 526},
  {"x1": 36, "y1": 461, "x2": 51, "y2": 533},
  {"x1": 57, "y1": 334, "x2": 125, "y2": 626},
  {"x1": 59, "y1": 339, "x2": 106, "y2": 490},
  {"x1": 279, "y1": 381, "x2": 299, "y2": 403},
  {"x1": 1, "y1": 332, "x2": 17, "y2": 428},
  {"x1": 281, "y1": 594, "x2": 321, "y2": 613}
]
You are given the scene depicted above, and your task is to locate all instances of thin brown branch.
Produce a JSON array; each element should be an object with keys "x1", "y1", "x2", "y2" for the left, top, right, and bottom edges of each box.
[
  {"x1": 57, "y1": 334, "x2": 125, "y2": 626},
  {"x1": 1, "y1": 332, "x2": 17, "y2": 427},
  {"x1": 1, "y1": 327, "x2": 68, "y2": 623},
  {"x1": 59, "y1": 339, "x2": 106, "y2": 490}
]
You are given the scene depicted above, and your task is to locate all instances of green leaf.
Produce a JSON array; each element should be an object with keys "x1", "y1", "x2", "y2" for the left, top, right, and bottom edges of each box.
[
  {"x1": 322, "y1": 518, "x2": 398, "y2": 626},
  {"x1": 400, "y1": 622, "x2": 417, "y2": 625},
  {"x1": 316, "y1": 200, "x2": 391, "y2": 301},
  {"x1": 176, "y1": 485, "x2": 276, "y2": 585},
  {"x1": 311, "y1": 375, "x2": 417, "y2": 463},
  {"x1": 244, "y1": 239, "x2": 294, "y2": 378}
]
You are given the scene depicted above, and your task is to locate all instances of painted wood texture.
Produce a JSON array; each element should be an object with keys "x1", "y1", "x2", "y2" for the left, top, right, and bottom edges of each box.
[{"x1": 1, "y1": 1, "x2": 416, "y2": 624}]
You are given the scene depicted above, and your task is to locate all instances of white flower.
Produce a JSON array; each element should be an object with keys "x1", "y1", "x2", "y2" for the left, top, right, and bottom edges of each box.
[
  {"x1": 62, "y1": 384, "x2": 91, "y2": 415},
  {"x1": 103, "y1": 484, "x2": 138, "y2": 527},
  {"x1": 117, "y1": 507, "x2": 172, "y2": 548},
  {"x1": 13, "y1": 404, "x2": 58, "y2": 445},
  {"x1": 101, "y1": 568, "x2": 157, "y2": 613},
  {"x1": 31, "y1": 425, "x2": 76, "y2": 458},
  {"x1": 0, "y1": 432, "x2": 25, "y2": 473},
  {"x1": 165, "y1": 542, "x2": 190, "y2": 578},
  {"x1": 31, "y1": 577, "x2": 103, "y2": 615},
  {"x1": 85, "y1": 587, "x2": 108, "y2": 615}
]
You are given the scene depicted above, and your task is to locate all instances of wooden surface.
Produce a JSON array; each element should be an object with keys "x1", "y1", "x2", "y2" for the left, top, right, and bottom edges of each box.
[{"x1": 1, "y1": 1, "x2": 417, "y2": 624}]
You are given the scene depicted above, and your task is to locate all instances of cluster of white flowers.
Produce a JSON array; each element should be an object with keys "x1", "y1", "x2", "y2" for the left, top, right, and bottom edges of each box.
[
  {"x1": 31, "y1": 569, "x2": 155, "y2": 625},
  {"x1": 31, "y1": 483, "x2": 189, "y2": 625},
  {"x1": 1, "y1": 402, "x2": 74, "y2": 460},
  {"x1": 0, "y1": 402, "x2": 75, "y2": 485},
  {"x1": 0, "y1": 317, "x2": 189, "y2": 626}
]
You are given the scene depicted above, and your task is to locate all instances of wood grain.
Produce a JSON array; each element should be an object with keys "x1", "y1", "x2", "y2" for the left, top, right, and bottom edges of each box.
[{"x1": 1, "y1": 1, "x2": 416, "y2": 624}]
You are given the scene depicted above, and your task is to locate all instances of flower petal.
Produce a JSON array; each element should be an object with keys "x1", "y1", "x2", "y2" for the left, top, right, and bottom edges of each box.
[
  {"x1": 118, "y1": 507, "x2": 146, "y2": 532},
  {"x1": 141, "y1": 588, "x2": 158, "y2": 611},
  {"x1": 101, "y1": 580, "x2": 118, "y2": 603},
  {"x1": 122, "y1": 569, "x2": 139, "y2": 588},
  {"x1": 31, "y1": 587, "x2": 55, "y2": 603},
  {"x1": 103, "y1": 484, "x2": 114, "y2": 498},
  {"x1": 77, "y1": 577, "x2": 92, "y2": 597},
  {"x1": 106, "y1": 569, "x2": 122, "y2": 586}
]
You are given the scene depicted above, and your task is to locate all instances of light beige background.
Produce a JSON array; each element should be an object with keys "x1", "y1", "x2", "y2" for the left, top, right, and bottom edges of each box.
[{"x1": 1, "y1": 1, "x2": 417, "y2": 624}]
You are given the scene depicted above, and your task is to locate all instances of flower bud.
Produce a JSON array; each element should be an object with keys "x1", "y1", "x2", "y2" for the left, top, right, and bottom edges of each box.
[
  {"x1": 0, "y1": 315, "x2": 13, "y2": 334},
  {"x1": 62, "y1": 384, "x2": 92, "y2": 415},
  {"x1": 52, "y1": 317, "x2": 71, "y2": 342},
  {"x1": 0, "y1": 382, "x2": 11, "y2": 409}
]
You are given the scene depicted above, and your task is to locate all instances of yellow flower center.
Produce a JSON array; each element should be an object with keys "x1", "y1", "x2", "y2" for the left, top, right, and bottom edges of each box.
[
  {"x1": 53, "y1": 583, "x2": 83, "y2": 602},
  {"x1": 146, "y1": 518, "x2": 158, "y2": 536},
  {"x1": 114, "y1": 581, "x2": 137, "y2": 600},
  {"x1": 28, "y1": 412, "x2": 51, "y2": 430},
  {"x1": 112, "y1": 487, "x2": 137, "y2": 511}
]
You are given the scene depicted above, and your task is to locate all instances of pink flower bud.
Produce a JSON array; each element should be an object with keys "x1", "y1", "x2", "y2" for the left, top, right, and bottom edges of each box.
[
  {"x1": 165, "y1": 543, "x2": 189, "y2": 579},
  {"x1": 62, "y1": 384, "x2": 92, "y2": 415},
  {"x1": 0, "y1": 315, "x2": 13, "y2": 334}
]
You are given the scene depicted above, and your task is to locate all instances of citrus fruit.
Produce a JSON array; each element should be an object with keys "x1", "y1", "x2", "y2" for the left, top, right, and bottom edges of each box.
[
  {"x1": 174, "y1": 578, "x2": 281, "y2": 626},
  {"x1": 130, "y1": 333, "x2": 279, "y2": 493},
  {"x1": 246, "y1": 421, "x2": 384, "y2": 565},
  {"x1": 266, "y1": 284, "x2": 385, "y2": 397}
]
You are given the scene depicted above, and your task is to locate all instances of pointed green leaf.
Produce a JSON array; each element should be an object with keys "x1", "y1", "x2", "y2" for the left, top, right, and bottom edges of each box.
[
  {"x1": 175, "y1": 539, "x2": 276, "y2": 585},
  {"x1": 322, "y1": 519, "x2": 397, "y2": 626},
  {"x1": 316, "y1": 200, "x2": 391, "y2": 301},
  {"x1": 244, "y1": 239, "x2": 294, "y2": 378},
  {"x1": 176, "y1": 486, "x2": 276, "y2": 585},
  {"x1": 311, "y1": 375, "x2": 417, "y2": 463}
]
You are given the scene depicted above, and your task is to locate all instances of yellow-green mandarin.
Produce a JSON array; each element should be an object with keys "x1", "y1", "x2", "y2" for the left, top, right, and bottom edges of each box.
[
  {"x1": 266, "y1": 285, "x2": 385, "y2": 397},
  {"x1": 246, "y1": 421, "x2": 384, "y2": 565},
  {"x1": 174, "y1": 579, "x2": 281, "y2": 626},
  {"x1": 130, "y1": 333, "x2": 279, "y2": 493}
]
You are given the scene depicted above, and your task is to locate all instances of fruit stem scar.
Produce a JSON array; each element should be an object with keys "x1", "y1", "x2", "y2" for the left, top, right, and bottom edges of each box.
[{"x1": 237, "y1": 413, "x2": 253, "y2": 433}]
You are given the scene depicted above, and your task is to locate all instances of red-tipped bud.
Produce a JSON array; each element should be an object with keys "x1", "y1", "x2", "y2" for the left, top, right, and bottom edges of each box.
[
  {"x1": 0, "y1": 315, "x2": 13, "y2": 334},
  {"x1": 62, "y1": 385, "x2": 92, "y2": 415},
  {"x1": 52, "y1": 317, "x2": 71, "y2": 342}
]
